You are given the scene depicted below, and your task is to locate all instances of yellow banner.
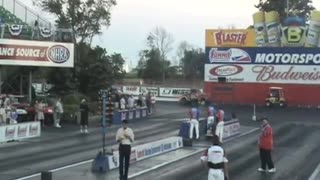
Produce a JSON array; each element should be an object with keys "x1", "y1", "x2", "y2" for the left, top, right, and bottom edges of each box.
[{"x1": 206, "y1": 29, "x2": 257, "y2": 47}]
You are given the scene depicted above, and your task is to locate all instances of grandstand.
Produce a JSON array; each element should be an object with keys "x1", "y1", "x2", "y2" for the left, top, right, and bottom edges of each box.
[
  {"x1": 0, "y1": 0, "x2": 73, "y2": 42},
  {"x1": 0, "y1": 0, "x2": 74, "y2": 99}
]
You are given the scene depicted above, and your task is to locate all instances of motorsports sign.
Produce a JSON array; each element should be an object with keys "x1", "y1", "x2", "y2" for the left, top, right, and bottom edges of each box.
[
  {"x1": 205, "y1": 47, "x2": 320, "y2": 84},
  {"x1": 0, "y1": 39, "x2": 74, "y2": 67}
]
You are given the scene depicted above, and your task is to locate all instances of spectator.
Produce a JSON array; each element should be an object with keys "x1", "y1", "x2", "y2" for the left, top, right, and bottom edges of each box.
[
  {"x1": 127, "y1": 95, "x2": 135, "y2": 109},
  {"x1": 4, "y1": 95, "x2": 10, "y2": 109},
  {"x1": 120, "y1": 96, "x2": 126, "y2": 110},
  {"x1": 8, "y1": 106, "x2": 18, "y2": 124},
  {"x1": 137, "y1": 94, "x2": 143, "y2": 107},
  {"x1": 0, "y1": 104, "x2": 6, "y2": 125},
  {"x1": 116, "y1": 120, "x2": 134, "y2": 180},
  {"x1": 35, "y1": 100, "x2": 45, "y2": 126},
  {"x1": 54, "y1": 97, "x2": 63, "y2": 128},
  {"x1": 258, "y1": 118, "x2": 276, "y2": 173},
  {"x1": 146, "y1": 92, "x2": 151, "y2": 114},
  {"x1": 151, "y1": 93, "x2": 156, "y2": 113},
  {"x1": 207, "y1": 103, "x2": 216, "y2": 136},
  {"x1": 80, "y1": 99, "x2": 89, "y2": 134}
]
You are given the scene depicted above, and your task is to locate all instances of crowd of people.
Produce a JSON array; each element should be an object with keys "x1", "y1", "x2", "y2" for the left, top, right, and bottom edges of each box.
[{"x1": 116, "y1": 92, "x2": 156, "y2": 114}]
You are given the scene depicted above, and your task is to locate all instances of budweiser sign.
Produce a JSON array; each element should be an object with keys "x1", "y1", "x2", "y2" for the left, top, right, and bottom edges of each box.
[
  {"x1": 0, "y1": 39, "x2": 74, "y2": 67},
  {"x1": 205, "y1": 64, "x2": 320, "y2": 84},
  {"x1": 252, "y1": 65, "x2": 320, "y2": 82}
]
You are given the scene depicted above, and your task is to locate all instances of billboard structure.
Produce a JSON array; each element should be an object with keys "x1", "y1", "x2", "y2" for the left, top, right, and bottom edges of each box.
[{"x1": 204, "y1": 10, "x2": 320, "y2": 106}]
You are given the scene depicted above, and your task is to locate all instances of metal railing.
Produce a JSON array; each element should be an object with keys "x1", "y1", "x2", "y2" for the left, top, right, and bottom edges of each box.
[{"x1": 1, "y1": 0, "x2": 51, "y2": 27}]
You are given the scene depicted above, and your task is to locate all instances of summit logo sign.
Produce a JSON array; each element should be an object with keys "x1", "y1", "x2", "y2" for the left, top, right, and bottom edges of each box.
[{"x1": 209, "y1": 48, "x2": 251, "y2": 63}]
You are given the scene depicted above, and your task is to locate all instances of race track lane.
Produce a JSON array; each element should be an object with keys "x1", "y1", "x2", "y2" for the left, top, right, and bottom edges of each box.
[{"x1": 132, "y1": 123, "x2": 320, "y2": 180}]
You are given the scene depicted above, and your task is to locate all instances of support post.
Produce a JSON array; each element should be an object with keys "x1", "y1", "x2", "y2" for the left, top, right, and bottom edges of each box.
[
  {"x1": 252, "y1": 104, "x2": 256, "y2": 121},
  {"x1": 28, "y1": 71, "x2": 32, "y2": 103}
]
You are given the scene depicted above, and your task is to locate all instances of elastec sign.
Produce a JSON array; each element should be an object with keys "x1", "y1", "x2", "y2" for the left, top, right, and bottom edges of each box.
[
  {"x1": 0, "y1": 39, "x2": 74, "y2": 67},
  {"x1": 205, "y1": 47, "x2": 320, "y2": 84},
  {"x1": 159, "y1": 87, "x2": 191, "y2": 97},
  {"x1": 122, "y1": 86, "x2": 140, "y2": 96},
  {"x1": 205, "y1": 29, "x2": 256, "y2": 47}
]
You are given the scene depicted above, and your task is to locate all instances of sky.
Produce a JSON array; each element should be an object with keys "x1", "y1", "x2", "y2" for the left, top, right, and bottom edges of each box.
[{"x1": 22, "y1": 0, "x2": 320, "y2": 68}]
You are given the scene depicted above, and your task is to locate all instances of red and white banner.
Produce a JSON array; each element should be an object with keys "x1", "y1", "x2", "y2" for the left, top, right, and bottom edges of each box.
[
  {"x1": 0, "y1": 39, "x2": 74, "y2": 67},
  {"x1": 205, "y1": 64, "x2": 320, "y2": 84},
  {"x1": 122, "y1": 86, "x2": 140, "y2": 96}
]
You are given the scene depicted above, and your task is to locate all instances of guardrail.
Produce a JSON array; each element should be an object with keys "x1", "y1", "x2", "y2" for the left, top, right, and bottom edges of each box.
[{"x1": 0, "y1": 121, "x2": 41, "y2": 143}]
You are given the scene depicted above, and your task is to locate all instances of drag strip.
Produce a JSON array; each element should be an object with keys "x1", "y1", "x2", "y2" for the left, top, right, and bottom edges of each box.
[
  {"x1": 131, "y1": 123, "x2": 320, "y2": 180},
  {"x1": 0, "y1": 115, "x2": 187, "y2": 180}
]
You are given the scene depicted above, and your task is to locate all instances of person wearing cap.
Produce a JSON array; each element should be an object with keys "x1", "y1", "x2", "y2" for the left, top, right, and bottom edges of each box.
[
  {"x1": 116, "y1": 120, "x2": 134, "y2": 180},
  {"x1": 201, "y1": 135, "x2": 229, "y2": 180},
  {"x1": 79, "y1": 99, "x2": 89, "y2": 133},
  {"x1": 258, "y1": 118, "x2": 276, "y2": 173}
]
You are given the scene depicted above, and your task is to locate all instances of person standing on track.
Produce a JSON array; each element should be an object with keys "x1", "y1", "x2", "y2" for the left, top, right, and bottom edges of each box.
[
  {"x1": 258, "y1": 118, "x2": 276, "y2": 173},
  {"x1": 116, "y1": 120, "x2": 134, "y2": 180},
  {"x1": 79, "y1": 99, "x2": 89, "y2": 134},
  {"x1": 189, "y1": 104, "x2": 200, "y2": 140},
  {"x1": 215, "y1": 109, "x2": 225, "y2": 143},
  {"x1": 207, "y1": 103, "x2": 216, "y2": 135},
  {"x1": 201, "y1": 135, "x2": 229, "y2": 180}
]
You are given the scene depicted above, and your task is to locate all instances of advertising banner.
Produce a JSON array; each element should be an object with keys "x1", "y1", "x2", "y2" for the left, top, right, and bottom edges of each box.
[
  {"x1": 0, "y1": 122, "x2": 41, "y2": 143},
  {"x1": 251, "y1": 10, "x2": 320, "y2": 48},
  {"x1": 122, "y1": 86, "x2": 140, "y2": 96},
  {"x1": 107, "y1": 136, "x2": 183, "y2": 170},
  {"x1": 0, "y1": 39, "x2": 74, "y2": 67},
  {"x1": 159, "y1": 87, "x2": 191, "y2": 97},
  {"x1": 135, "y1": 109, "x2": 141, "y2": 118},
  {"x1": 205, "y1": 47, "x2": 320, "y2": 84},
  {"x1": 223, "y1": 121, "x2": 241, "y2": 138},
  {"x1": 206, "y1": 29, "x2": 256, "y2": 47},
  {"x1": 140, "y1": 86, "x2": 159, "y2": 96}
]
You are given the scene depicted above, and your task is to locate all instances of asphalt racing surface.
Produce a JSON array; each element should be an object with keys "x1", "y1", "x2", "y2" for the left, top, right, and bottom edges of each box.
[
  {"x1": 2, "y1": 102, "x2": 320, "y2": 180},
  {"x1": 131, "y1": 105, "x2": 320, "y2": 180},
  {"x1": 0, "y1": 102, "x2": 189, "y2": 180}
]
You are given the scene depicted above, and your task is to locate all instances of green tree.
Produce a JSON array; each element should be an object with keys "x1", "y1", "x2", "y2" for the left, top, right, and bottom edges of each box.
[
  {"x1": 35, "y1": 0, "x2": 121, "y2": 96},
  {"x1": 180, "y1": 48, "x2": 205, "y2": 81},
  {"x1": 34, "y1": 0, "x2": 116, "y2": 43},
  {"x1": 255, "y1": 0, "x2": 315, "y2": 22},
  {"x1": 146, "y1": 26, "x2": 174, "y2": 83}
]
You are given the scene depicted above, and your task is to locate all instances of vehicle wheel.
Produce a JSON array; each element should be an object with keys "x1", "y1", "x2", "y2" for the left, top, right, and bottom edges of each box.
[
  {"x1": 266, "y1": 101, "x2": 271, "y2": 107},
  {"x1": 179, "y1": 98, "x2": 188, "y2": 105},
  {"x1": 279, "y1": 101, "x2": 285, "y2": 107}
]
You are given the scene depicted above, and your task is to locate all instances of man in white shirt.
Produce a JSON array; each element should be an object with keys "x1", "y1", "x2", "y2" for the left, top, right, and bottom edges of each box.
[
  {"x1": 201, "y1": 135, "x2": 229, "y2": 180},
  {"x1": 54, "y1": 97, "x2": 63, "y2": 128},
  {"x1": 127, "y1": 95, "x2": 135, "y2": 109},
  {"x1": 120, "y1": 96, "x2": 126, "y2": 110},
  {"x1": 116, "y1": 120, "x2": 134, "y2": 180}
]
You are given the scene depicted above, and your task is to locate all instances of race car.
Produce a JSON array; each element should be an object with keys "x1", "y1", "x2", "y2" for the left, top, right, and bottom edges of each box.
[
  {"x1": 178, "y1": 89, "x2": 208, "y2": 105},
  {"x1": 1, "y1": 94, "x2": 54, "y2": 122}
]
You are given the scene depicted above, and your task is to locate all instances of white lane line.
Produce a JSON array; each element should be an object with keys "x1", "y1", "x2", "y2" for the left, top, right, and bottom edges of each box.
[
  {"x1": 308, "y1": 162, "x2": 320, "y2": 180},
  {"x1": 16, "y1": 127, "x2": 259, "y2": 180}
]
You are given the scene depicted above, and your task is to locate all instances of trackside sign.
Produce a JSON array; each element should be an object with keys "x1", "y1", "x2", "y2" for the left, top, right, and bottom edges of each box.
[
  {"x1": 206, "y1": 47, "x2": 320, "y2": 65},
  {"x1": 205, "y1": 47, "x2": 320, "y2": 84}
]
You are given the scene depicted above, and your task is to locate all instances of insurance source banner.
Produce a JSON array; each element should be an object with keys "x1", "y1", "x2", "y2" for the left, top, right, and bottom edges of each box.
[
  {"x1": 0, "y1": 39, "x2": 74, "y2": 67},
  {"x1": 205, "y1": 47, "x2": 320, "y2": 84}
]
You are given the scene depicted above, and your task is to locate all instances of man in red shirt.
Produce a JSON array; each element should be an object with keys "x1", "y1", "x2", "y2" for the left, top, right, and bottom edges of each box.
[{"x1": 258, "y1": 118, "x2": 276, "y2": 173}]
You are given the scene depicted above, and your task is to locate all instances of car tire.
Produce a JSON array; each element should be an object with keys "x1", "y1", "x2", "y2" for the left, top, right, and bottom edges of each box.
[
  {"x1": 179, "y1": 98, "x2": 188, "y2": 105},
  {"x1": 266, "y1": 101, "x2": 271, "y2": 107},
  {"x1": 279, "y1": 101, "x2": 285, "y2": 107}
]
